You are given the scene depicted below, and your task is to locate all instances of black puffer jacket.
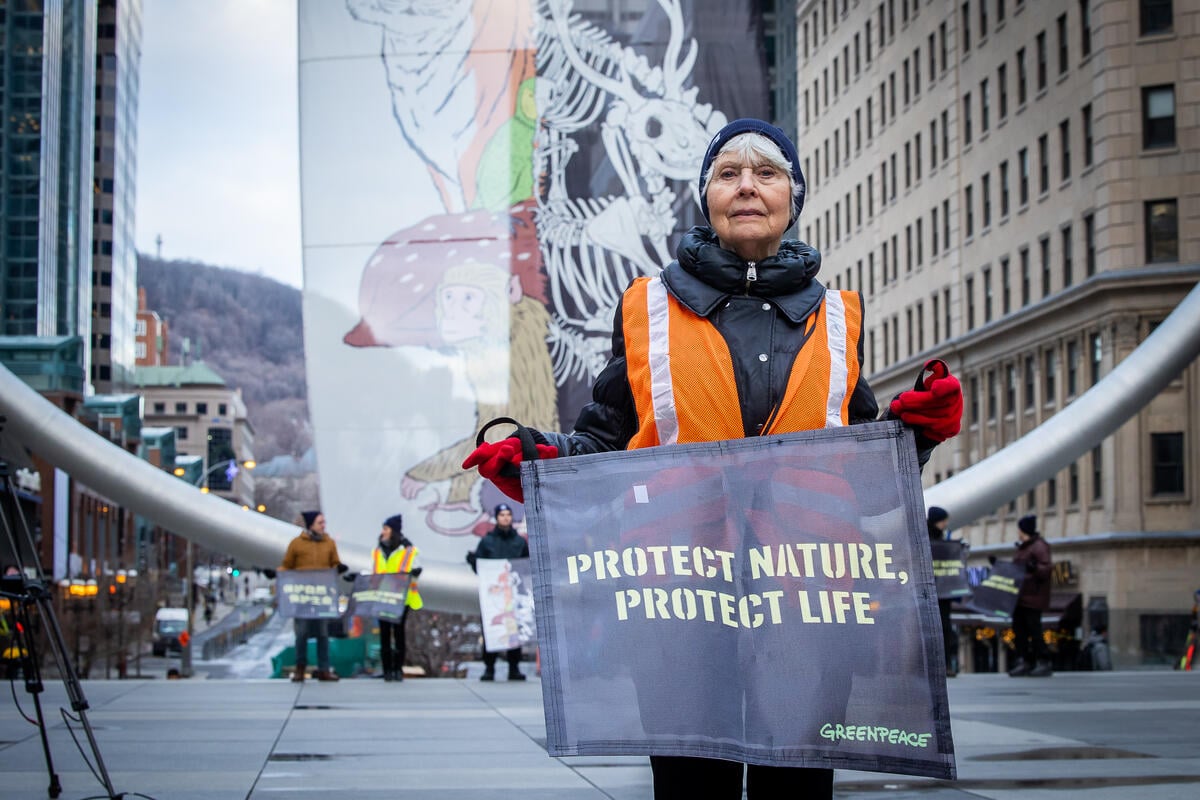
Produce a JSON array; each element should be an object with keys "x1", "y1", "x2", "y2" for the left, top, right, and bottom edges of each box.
[
  {"x1": 470, "y1": 526, "x2": 529, "y2": 572},
  {"x1": 539, "y1": 227, "x2": 882, "y2": 456}
]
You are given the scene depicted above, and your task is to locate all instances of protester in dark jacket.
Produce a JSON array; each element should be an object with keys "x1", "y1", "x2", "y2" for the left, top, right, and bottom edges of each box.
[
  {"x1": 463, "y1": 119, "x2": 963, "y2": 799},
  {"x1": 467, "y1": 503, "x2": 528, "y2": 681},
  {"x1": 1010, "y1": 514, "x2": 1053, "y2": 677},
  {"x1": 280, "y1": 510, "x2": 344, "y2": 682},
  {"x1": 927, "y1": 506, "x2": 958, "y2": 676}
]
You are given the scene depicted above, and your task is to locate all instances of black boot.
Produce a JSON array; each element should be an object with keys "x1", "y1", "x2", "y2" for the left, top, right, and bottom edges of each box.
[
  {"x1": 508, "y1": 669, "x2": 527, "y2": 681},
  {"x1": 1008, "y1": 658, "x2": 1031, "y2": 677},
  {"x1": 393, "y1": 669, "x2": 404, "y2": 682},
  {"x1": 480, "y1": 668, "x2": 495, "y2": 681},
  {"x1": 1029, "y1": 659, "x2": 1053, "y2": 677}
]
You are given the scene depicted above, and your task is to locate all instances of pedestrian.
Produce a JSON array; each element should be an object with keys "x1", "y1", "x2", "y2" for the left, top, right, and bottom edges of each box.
[
  {"x1": 466, "y1": 503, "x2": 529, "y2": 682},
  {"x1": 927, "y1": 506, "x2": 959, "y2": 677},
  {"x1": 463, "y1": 119, "x2": 963, "y2": 798},
  {"x1": 1009, "y1": 514, "x2": 1053, "y2": 677},
  {"x1": 374, "y1": 514, "x2": 423, "y2": 682},
  {"x1": 280, "y1": 510, "x2": 346, "y2": 682}
]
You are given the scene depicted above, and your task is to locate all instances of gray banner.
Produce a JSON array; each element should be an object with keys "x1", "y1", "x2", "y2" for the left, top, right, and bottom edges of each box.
[
  {"x1": 276, "y1": 569, "x2": 343, "y2": 620},
  {"x1": 524, "y1": 421, "x2": 955, "y2": 779},
  {"x1": 347, "y1": 572, "x2": 412, "y2": 621}
]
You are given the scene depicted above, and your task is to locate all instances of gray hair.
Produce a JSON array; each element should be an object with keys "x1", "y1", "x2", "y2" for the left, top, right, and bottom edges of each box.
[{"x1": 702, "y1": 132, "x2": 802, "y2": 206}]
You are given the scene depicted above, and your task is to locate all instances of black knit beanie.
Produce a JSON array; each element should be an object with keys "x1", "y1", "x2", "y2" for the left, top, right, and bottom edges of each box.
[
  {"x1": 383, "y1": 515, "x2": 404, "y2": 533},
  {"x1": 698, "y1": 118, "x2": 806, "y2": 227},
  {"x1": 927, "y1": 506, "x2": 949, "y2": 525},
  {"x1": 301, "y1": 510, "x2": 321, "y2": 530},
  {"x1": 1018, "y1": 514, "x2": 1039, "y2": 536}
]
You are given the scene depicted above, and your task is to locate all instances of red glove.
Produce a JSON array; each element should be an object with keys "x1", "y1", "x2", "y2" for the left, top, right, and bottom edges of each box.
[
  {"x1": 889, "y1": 359, "x2": 963, "y2": 443},
  {"x1": 461, "y1": 437, "x2": 559, "y2": 503}
]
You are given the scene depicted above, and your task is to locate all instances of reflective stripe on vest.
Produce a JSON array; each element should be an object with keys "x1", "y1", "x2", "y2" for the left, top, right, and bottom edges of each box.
[{"x1": 623, "y1": 277, "x2": 861, "y2": 448}]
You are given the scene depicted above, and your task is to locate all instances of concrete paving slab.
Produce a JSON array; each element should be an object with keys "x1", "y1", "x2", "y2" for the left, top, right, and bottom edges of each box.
[{"x1": 1, "y1": 671, "x2": 1199, "y2": 799}]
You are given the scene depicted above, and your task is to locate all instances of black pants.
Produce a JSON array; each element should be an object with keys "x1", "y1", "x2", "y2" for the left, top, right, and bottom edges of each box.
[
  {"x1": 1012, "y1": 606, "x2": 1048, "y2": 664},
  {"x1": 482, "y1": 646, "x2": 522, "y2": 674},
  {"x1": 650, "y1": 756, "x2": 833, "y2": 799},
  {"x1": 379, "y1": 609, "x2": 408, "y2": 674},
  {"x1": 938, "y1": 599, "x2": 957, "y2": 670}
]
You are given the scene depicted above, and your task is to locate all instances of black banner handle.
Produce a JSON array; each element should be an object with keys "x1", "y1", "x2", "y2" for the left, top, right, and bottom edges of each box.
[{"x1": 475, "y1": 416, "x2": 543, "y2": 478}]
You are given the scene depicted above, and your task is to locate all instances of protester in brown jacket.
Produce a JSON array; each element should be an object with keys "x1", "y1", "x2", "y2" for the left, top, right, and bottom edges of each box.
[
  {"x1": 280, "y1": 510, "x2": 344, "y2": 682},
  {"x1": 1009, "y1": 514, "x2": 1053, "y2": 677}
]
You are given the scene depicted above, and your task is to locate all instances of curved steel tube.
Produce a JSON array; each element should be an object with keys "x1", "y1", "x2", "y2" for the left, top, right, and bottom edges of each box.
[
  {"x1": 1, "y1": 281, "x2": 1197, "y2": 613},
  {"x1": 0, "y1": 368, "x2": 480, "y2": 614},
  {"x1": 925, "y1": 280, "x2": 1200, "y2": 525}
]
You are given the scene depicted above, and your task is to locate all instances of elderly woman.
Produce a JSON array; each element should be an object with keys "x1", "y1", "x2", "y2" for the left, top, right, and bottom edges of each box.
[{"x1": 465, "y1": 118, "x2": 962, "y2": 799}]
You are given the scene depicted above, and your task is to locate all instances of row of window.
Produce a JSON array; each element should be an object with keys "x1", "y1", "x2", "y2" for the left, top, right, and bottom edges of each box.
[
  {"x1": 852, "y1": 196, "x2": 1178, "y2": 373},
  {"x1": 964, "y1": 335, "x2": 1103, "y2": 426},
  {"x1": 150, "y1": 401, "x2": 229, "y2": 417}
]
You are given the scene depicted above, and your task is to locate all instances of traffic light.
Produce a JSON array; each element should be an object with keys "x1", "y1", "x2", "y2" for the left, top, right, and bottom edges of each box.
[{"x1": 231, "y1": 565, "x2": 241, "y2": 578}]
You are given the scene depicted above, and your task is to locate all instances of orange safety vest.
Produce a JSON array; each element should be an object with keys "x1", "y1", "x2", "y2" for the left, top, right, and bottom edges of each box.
[
  {"x1": 373, "y1": 545, "x2": 423, "y2": 610},
  {"x1": 623, "y1": 276, "x2": 862, "y2": 448}
]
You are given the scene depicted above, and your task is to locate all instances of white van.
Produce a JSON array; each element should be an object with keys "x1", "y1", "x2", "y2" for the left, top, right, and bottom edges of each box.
[{"x1": 152, "y1": 607, "x2": 189, "y2": 657}]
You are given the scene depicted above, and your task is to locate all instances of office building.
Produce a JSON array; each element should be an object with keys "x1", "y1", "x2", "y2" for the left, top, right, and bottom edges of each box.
[{"x1": 795, "y1": 0, "x2": 1197, "y2": 667}]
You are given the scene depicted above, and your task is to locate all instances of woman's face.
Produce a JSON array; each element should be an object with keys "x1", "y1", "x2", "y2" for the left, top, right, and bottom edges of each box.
[{"x1": 705, "y1": 152, "x2": 792, "y2": 261}]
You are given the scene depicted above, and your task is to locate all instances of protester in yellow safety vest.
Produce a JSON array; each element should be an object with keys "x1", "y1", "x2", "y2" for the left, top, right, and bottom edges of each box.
[
  {"x1": 463, "y1": 119, "x2": 964, "y2": 799},
  {"x1": 373, "y1": 514, "x2": 422, "y2": 682}
]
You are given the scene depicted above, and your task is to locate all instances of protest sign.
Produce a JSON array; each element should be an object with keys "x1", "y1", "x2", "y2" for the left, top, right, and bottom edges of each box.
[
  {"x1": 276, "y1": 569, "x2": 343, "y2": 620},
  {"x1": 930, "y1": 540, "x2": 971, "y2": 600},
  {"x1": 524, "y1": 421, "x2": 955, "y2": 779},
  {"x1": 966, "y1": 561, "x2": 1026, "y2": 619},
  {"x1": 476, "y1": 557, "x2": 536, "y2": 652},
  {"x1": 347, "y1": 573, "x2": 412, "y2": 621}
]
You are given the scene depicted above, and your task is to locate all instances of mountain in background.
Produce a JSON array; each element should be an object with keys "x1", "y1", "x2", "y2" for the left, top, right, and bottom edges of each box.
[{"x1": 136, "y1": 254, "x2": 310, "y2": 464}]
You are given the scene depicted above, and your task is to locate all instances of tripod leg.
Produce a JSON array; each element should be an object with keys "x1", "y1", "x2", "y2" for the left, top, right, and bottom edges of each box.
[{"x1": 12, "y1": 601, "x2": 63, "y2": 798}]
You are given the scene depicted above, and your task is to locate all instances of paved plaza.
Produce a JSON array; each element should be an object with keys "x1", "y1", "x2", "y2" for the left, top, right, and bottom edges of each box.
[{"x1": 1, "y1": 670, "x2": 1198, "y2": 799}]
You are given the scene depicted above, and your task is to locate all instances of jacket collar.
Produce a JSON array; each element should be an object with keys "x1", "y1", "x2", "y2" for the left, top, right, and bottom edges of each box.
[{"x1": 663, "y1": 227, "x2": 826, "y2": 323}]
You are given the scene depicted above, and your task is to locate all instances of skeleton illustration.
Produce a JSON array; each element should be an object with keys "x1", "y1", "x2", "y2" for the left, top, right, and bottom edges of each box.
[{"x1": 534, "y1": 0, "x2": 727, "y2": 385}]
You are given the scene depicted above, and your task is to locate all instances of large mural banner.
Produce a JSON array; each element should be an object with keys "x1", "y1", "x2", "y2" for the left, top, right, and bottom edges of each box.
[{"x1": 298, "y1": 1, "x2": 768, "y2": 562}]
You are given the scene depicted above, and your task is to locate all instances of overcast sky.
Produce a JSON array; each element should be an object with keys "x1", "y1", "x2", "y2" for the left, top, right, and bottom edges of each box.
[{"x1": 136, "y1": 0, "x2": 302, "y2": 287}]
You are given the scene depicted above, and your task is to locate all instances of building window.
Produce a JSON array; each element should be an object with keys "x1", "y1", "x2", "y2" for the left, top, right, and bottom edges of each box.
[
  {"x1": 961, "y1": 3, "x2": 971, "y2": 52},
  {"x1": 966, "y1": 275, "x2": 976, "y2": 330},
  {"x1": 176, "y1": 426, "x2": 188, "y2": 441},
  {"x1": 1044, "y1": 348, "x2": 1057, "y2": 402},
  {"x1": 998, "y1": 63, "x2": 1008, "y2": 119},
  {"x1": 1145, "y1": 199, "x2": 1178, "y2": 263},
  {"x1": 1018, "y1": 147, "x2": 1029, "y2": 205},
  {"x1": 965, "y1": 184, "x2": 974, "y2": 238},
  {"x1": 1080, "y1": 0, "x2": 1092, "y2": 57},
  {"x1": 932, "y1": 207, "x2": 940, "y2": 255},
  {"x1": 1020, "y1": 247, "x2": 1031, "y2": 306},
  {"x1": 1068, "y1": 462, "x2": 1080, "y2": 506},
  {"x1": 218, "y1": 403, "x2": 228, "y2": 416},
  {"x1": 941, "y1": 109, "x2": 949, "y2": 162},
  {"x1": 134, "y1": 319, "x2": 147, "y2": 336},
  {"x1": 1067, "y1": 339, "x2": 1079, "y2": 396},
  {"x1": 940, "y1": 20, "x2": 948, "y2": 71},
  {"x1": 1090, "y1": 332, "x2": 1103, "y2": 386},
  {"x1": 969, "y1": 375, "x2": 980, "y2": 424},
  {"x1": 1150, "y1": 432, "x2": 1185, "y2": 495},
  {"x1": 980, "y1": 78, "x2": 990, "y2": 133},
  {"x1": 153, "y1": 402, "x2": 166, "y2": 414},
  {"x1": 987, "y1": 369, "x2": 997, "y2": 421},
  {"x1": 1091, "y1": 445, "x2": 1103, "y2": 501},
  {"x1": 135, "y1": 341, "x2": 146, "y2": 359},
  {"x1": 1056, "y1": 14, "x2": 1068, "y2": 75},
  {"x1": 997, "y1": 0, "x2": 1007, "y2": 25},
  {"x1": 1036, "y1": 31, "x2": 1047, "y2": 91},
  {"x1": 1140, "y1": 0, "x2": 1173, "y2": 36},
  {"x1": 196, "y1": 402, "x2": 209, "y2": 415},
  {"x1": 1059, "y1": 225, "x2": 1075, "y2": 291},
  {"x1": 1082, "y1": 104, "x2": 1094, "y2": 166},
  {"x1": 175, "y1": 402, "x2": 187, "y2": 414},
  {"x1": 1016, "y1": 47, "x2": 1027, "y2": 105},
  {"x1": 1001, "y1": 256, "x2": 1011, "y2": 313},
  {"x1": 943, "y1": 198, "x2": 951, "y2": 250},
  {"x1": 1059, "y1": 119, "x2": 1071, "y2": 180},
  {"x1": 1040, "y1": 237, "x2": 1051, "y2": 297},
  {"x1": 999, "y1": 160, "x2": 1010, "y2": 217},
  {"x1": 1142, "y1": 85, "x2": 1176, "y2": 149},
  {"x1": 943, "y1": 287, "x2": 952, "y2": 341},
  {"x1": 1037, "y1": 133, "x2": 1049, "y2": 195},
  {"x1": 1024, "y1": 355, "x2": 1036, "y2": 409},
  {"x1": 1006, "y1": 363, "x2": 1016, "y2": 414},
  {"x1": 1046, "y1": 476, "x2": 1057, "y2": 508},
  {"x1": 1084, "y1": 213, "x2": 1096, "y2": 276},
  {"x1": 983, "y1": 266, "x2": 993, "y2": 322},
  {"x1": 963, "y1": 92, "x2": 972, "y2": 144},
  {"x1": 982, "y1": 172, "x2": 992, "y2": 228},
  {"x1": 932, "y1": 293, "x2": 940, "y2": 344}
]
